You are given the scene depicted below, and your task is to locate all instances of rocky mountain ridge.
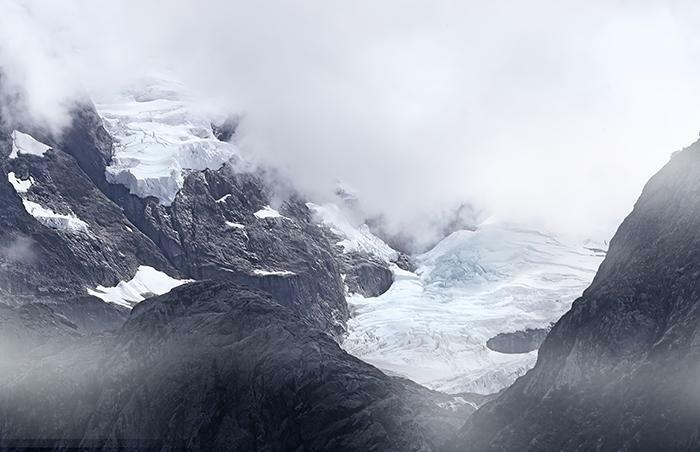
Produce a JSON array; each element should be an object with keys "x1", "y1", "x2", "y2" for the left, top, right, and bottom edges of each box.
[{"x1": 447, "y1": 139, "x2": 700, "y2": 450}]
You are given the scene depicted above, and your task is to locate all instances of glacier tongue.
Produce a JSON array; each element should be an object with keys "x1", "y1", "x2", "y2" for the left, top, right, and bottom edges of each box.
[
  {"x1": 342, "y1": 221, "x2": 604, "y2": 394},
  {"x1": 95, "y1": 78, "x2": 239, "y2": 205}
]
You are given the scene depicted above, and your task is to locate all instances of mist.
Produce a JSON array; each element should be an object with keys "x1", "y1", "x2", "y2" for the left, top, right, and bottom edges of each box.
[{"x1": 3, "y1": 0, "x2": 700, "y2": 241}]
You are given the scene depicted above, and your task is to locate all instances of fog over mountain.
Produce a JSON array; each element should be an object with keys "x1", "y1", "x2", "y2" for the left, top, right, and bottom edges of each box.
[
  {"x1": 4, "y1": 0, "x2": 700, "y2": 242},
  {"x1": 6, "y1": 1, "x2": 700, "y2": 450}
]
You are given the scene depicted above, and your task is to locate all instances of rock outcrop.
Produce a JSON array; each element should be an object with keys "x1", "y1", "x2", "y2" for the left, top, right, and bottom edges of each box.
[
  {"x1": 447, "y1": 140, "x2": 700, "y2": 451},
  {"x1": 486, "y1": 327, "x2": 550, "y2": 354}
]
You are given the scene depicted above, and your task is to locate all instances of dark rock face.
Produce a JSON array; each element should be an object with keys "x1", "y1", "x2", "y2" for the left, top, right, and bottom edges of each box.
[
  {"x1": 0, "y1": 281, "x2": 469, "y2": 451},
  {"x1": 486, "y1": 327, "x2": 550, "y2": 354},
  {"x1": 447, "y1": 141, "x2": 700, "y2": 451},
  {"x1": 394, "y1": 252, "x2": 417, "y2": 272},
  {"x1": 211, "y1": 115, "x2": 239, "y2": 142},
  {"x1": 0, "y1": 116, "x2": 175, "y2": 306},
  {"x1": 342, "y1": 251, "x2": 393, "y2": 298},
  {"x1": 56, "y1": 104, "x2": 349, "y2": 337}
]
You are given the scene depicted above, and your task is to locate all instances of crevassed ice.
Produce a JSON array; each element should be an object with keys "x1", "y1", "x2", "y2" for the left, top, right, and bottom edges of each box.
[
  {"x1": 88, "y1": 265, "x2": 190, "y2": 308},
  {"x1": 307, "y1": 202, "x2": 398, "y2": 262},
  {"x1": 342, "y1": 221, "x2": 605, "y2": 394},
  {"x1": 10, "y1": 130, "x2": 51, "y2": 159},
  {"x1": 95, "y1": 78, "x2": 239, "y2": 205}
]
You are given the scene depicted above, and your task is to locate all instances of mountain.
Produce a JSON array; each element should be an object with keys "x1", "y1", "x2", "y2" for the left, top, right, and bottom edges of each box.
[
  {"x1": 0, "y1": 74, "x2": 622, "y2": 450},
  {"x1": 446, "y1": 140, "x2": 700, "y2": 450},
  {"x1": 0, "y1": 78, "x2": 479, "y2": 449}
]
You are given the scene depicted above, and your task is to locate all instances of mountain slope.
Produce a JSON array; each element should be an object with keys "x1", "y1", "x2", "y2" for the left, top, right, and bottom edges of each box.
[
  {"x1": 0, "y1": 281, "x2": 471, "y2": 451},
  {"x1": 447, "y1": 141, "x2": 700, "y2": 450}
]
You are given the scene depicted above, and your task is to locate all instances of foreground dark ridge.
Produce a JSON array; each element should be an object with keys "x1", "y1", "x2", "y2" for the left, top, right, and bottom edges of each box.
[
  {"x1": 0, "y1": 281, "x2": 470, "y2": 450},
  {"x1": 446, "y1": 140, "x2": 700, "y2": 450}
]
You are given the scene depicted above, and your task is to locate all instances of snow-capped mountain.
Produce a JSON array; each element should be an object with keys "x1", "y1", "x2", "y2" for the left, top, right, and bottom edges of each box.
[{"x1": 0, "y1": 75, "x2": 611, "y2": 449}]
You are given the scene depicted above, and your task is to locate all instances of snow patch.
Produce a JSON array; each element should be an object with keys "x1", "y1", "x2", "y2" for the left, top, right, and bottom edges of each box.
[
  {"x1": 9, "y1": 131, "x2": 51, "y2": 159},
  {"x1": 307, "y1": 202, "x2": 398, "y2": 262},
  {"x1": 21, "y1": 200, "x2": 89, "y2": 233},
  {"x1": 254, "y1": 205, "x2": 289, "y2": 220},
  {"x1": 7, "y1": 172, "x2": 33, "y2": 193},
  {"x1": 216, "y1": 194, "x2": 231, "y2": 203},
  {"x1": 95, "y1": 78, "x2": 239, "y2": 205},
  {"x1": 8, "y1": 170, "x2": 88, "y2": 233},
  {"x1": 87, "y1": 265, "x2": 190, "y2": 308},
  {"x1": 252, "y1": 269, "x2": 296, "y2": 276},
  {"x1": 225, "y1": 221, "x2": 245, "y2": 229}
]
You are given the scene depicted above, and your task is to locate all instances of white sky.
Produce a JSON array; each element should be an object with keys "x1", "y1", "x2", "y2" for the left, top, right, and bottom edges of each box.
[{"x1": 2, "y1": 0, "x2": 700, "y2": 240}]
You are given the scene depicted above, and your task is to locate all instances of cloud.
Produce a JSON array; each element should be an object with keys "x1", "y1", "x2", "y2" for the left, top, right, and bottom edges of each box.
[
  {"x1": 3, "y1": 0, "x2": 700, "y2": 240},
  {"x1": 0, "y1": 235, "x2": 36, "y2": 265}
]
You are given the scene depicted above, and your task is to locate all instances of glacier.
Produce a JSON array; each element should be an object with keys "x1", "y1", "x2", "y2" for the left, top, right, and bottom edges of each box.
[
  {"x1": 95, "y1": 77, "x2": 239, "y2": 205},
  {"x1": 341, "y1": 220, "x2": 605, "y2": 394}
]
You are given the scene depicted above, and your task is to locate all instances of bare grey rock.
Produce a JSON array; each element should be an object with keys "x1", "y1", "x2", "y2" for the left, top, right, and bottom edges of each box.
[
  {"x1": 447, "y1": 139, "x2": 700, "y2": 451},
  {"x1": 486, "y1": 326, "x2": 550, "y2": 354}
]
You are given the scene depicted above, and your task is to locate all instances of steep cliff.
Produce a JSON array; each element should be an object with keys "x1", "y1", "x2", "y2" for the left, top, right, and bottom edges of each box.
[{"x1": 448, "y1": 141, "x2": 700, "y2": 450}]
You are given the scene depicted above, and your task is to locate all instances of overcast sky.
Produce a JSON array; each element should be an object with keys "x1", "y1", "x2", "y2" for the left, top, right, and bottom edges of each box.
[{"x1": 3, "y1": 0, "x2": 700, "y2": 240}]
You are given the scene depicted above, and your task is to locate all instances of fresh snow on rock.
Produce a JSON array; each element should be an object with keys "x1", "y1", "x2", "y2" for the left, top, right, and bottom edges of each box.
[
  {"x1": 21, "y1": 200, "x2": 89, "y2": 233},
  {"x1": 87, "y1": 265, "x2": 190, "y2": 308},
  {"x1": 216, "y1": 194, "x2": 232, "y2": 203},
  {"x1": 254, "y1": 205, "x2": 289, "y2": 220},
  {"x1": 225, "y1": 221, "x2": 245, "y2": 229},
  {"x1": 95, "y1": 77, "x2": 239, "y2": 205},
  {"x1": 9, "y1": 131, "x2": 51, "y2": 159},
  {"x1": 7, "y1": 172, "x2": 33, "y2": 193},
  {"x1": 252, "y1": 269, "x2": 296, "y2": 276},
  {"x1": 342, "y1": 221, "x2": 605, "y2": 394},
  {"x1": 7, "y1": 171, "x2": 88, "y2": 233},
  {"x1": 307, "y1": 202, "x2": 398, "y2": 262}
]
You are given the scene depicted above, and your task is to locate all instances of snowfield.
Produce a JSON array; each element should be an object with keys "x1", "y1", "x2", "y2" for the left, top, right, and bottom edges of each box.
[
  {"x1": 7, "y1": 172, "x2": 33, "y2": 193},
  {"x1": 307, "y1": 202, "x2": 398, "y2": 262},
  {"x1": 95, "y1": 77, "x2": 239, "y2": 205},
  {"x1": 254, "y1": 205, "x2": 289, "y2": 220},
  {"x1": 10, "y1": 130, "x2": 51, "y2": 159},
  {"x1": 342, "y1": 220, "x2": 605, "y2": 394},
  {"x1": 88, "y1": 265, "x2": 190, "y2": 308},
  {"x1": 21, "y1": 200, "x2": 89, "y2": 233}
]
